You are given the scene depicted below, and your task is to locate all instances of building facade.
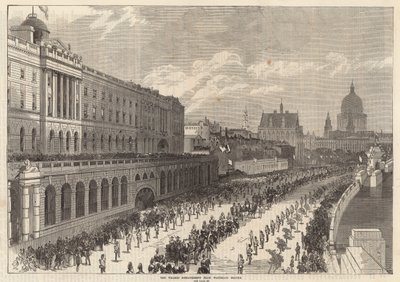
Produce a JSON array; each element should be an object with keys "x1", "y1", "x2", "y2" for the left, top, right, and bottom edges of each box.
[
  {"x1": 233, "y1": 158, "x2": 288, "y2": 175},
  {"x1": 258, "y1": 101, "x2": 304, "y2": 160},
  {"x1": 8, "y1": 13, "x2": 184, "y2": 157}
]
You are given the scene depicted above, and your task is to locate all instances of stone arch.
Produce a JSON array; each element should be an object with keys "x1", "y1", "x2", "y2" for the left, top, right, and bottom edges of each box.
[
  {"x1": 167, "y1": 171, "x2": 172, "y2": 193},
  {"x1": 135, "y1": 173, "x2": 141, "y2": 181},
  {"x1": 101, "y1": 178, "x2": 109, "y2": 211},
  {"x1": 157, "y1": 139, "x2": 169, "y2": 153},
  {"x1": 135, "y1": 187, "x2": 155, "y2": 211},
  {"x1": 143, "y1": 172, "x2": 148, "y2": 180},
  {"x1": 75, "y1": 182, "x2": 85, "y2": 218},
  {"x1": 150, "y1": 171, "x2": 155, "y2": 179},
  {"x1": 89, "y1": 180, "x2": 97, "y2": 214},
  {"x1": 121, "y1": 176, "x2": 128, "y2": 205},
  {"x1": 61, "y1": 183, "x2": 72, "y2": 221},
  {"x1": 45, "y1": 185, "x2": 56, "y2": 226},
  {"x1": 160, "y1": 171, "x2": 166, "y2": 195}
]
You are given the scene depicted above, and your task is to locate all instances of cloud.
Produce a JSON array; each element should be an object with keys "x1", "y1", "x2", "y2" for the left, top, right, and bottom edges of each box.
[
  {"x1": 89, "y1": 7, "x2": 147, "y2": 40},
  {"x1": 249, "y1": 85, "x2": 284, "y2": 96},
  {"x1": 247, "y1": 60, "x2": 316, "y2": 79}
]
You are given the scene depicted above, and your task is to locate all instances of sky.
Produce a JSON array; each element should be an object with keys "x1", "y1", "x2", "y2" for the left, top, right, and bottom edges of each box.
[{"x1": 8, "y1": 6, "x2": 393, "y2": 135}]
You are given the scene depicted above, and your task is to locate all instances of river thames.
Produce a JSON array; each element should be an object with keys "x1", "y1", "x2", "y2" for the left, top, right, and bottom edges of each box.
[{"x1": 336, "y1": 173, "x2": 393, "y2": 273}]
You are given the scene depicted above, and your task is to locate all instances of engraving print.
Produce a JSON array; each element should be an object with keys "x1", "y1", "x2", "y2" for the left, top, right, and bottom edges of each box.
[{"x1": 6, "y1": 5, "x2": 393, "y2": 276}]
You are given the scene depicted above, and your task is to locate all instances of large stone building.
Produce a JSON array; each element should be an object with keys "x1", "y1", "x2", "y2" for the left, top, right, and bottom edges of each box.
[
  {"x1": 258, "y1": 101, "x2": 304, "y2": 160},
  {"x1": 337, "y1": 81, "x2": 367, "y2": 132},
  {"x1": 8, "y1": 13, "x2": 184, "y2": 157},
  {"x1": 7, "y1": 13, "x2": 218, "y2": 246}
]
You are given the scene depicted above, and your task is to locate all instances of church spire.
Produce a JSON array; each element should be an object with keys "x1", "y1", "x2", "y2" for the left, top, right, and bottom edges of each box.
[
  {"x1": 350, "y1": 80, "x2": 355, "y2": 93},
  {"x1": 280, "y1": 99, "x2": 283, "y2": 114}
]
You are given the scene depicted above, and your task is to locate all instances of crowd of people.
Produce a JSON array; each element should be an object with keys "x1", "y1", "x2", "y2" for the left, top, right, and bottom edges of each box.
[{"x1": 13, "y1": 164, "x2": 354, "y2": 274}]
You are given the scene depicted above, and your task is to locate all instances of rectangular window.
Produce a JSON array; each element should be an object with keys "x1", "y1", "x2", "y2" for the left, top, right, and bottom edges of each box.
[
  {"x1": 20, "y1": 85, "x2": 25, "y2": 109},
  {"x1": 102, "y1": 91, "x2": 105, "y2": 100},
  {"x1": 129, "y1": 100, "x2": 132, "y2": 108},
  {"x1": 20, "y1": 68, "x2": 25, "y2": 80},
  {"x1": 83, "y1": 104, "x2": 88, "y2": 118},
  {"x1": 93, "y1": 89, "x2": 97, "y2": 99},
  {"x1": 129, "y1": 114, "x2": 132, "y2": 125},
  {"x1": 116, "y1": 111, "x2": 120, "y2": 123},
  {"x1": 33, "y1": 71, "x2": 37, "y2": 83},
  {"x1": 84, "y1": 87, "x2": 88, "y2": 96},
  {"x1": 109, "y1": 93, "x2": 112, "y2": 102},
  {"x1": 123, "y1": 112, "x2": 126, "y2": 124},
  {"x1": 109, "y1": 109, "x2": 112, "y2": 122},
  {"x1": 92, "y1": 105, "x2": 96, "y2": 119},
  {"x1": 101, "y1": 108, "x2": 105, "y2": 120},
  {"x1": 7, "y1": 61, "x2": 11, "y2": 76}
]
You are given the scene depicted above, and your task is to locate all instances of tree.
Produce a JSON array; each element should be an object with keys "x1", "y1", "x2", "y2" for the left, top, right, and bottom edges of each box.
[
  {"x1": 287, "y1": 218, "x2": 296, "y2": 235},
  {"x1": 275, "y1": 237, "x2": 287, "y2": 254},
  {"x1": 282, "y1": 228, "x2": 292, "y2": 245},
  {"x1": 304, "y1": 202, "x2": 311, "y2": 215},
  {"x1": 298, "y1": 207, "x2": 307, "y2": 220},
  {"x1": 266, "y1": 249, "x2": 284, "y2": 274}
]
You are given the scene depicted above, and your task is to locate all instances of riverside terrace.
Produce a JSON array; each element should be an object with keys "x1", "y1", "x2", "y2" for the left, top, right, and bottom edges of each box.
[{"x1": 7, "y1": 154, "x2": 219, "y2": 247}]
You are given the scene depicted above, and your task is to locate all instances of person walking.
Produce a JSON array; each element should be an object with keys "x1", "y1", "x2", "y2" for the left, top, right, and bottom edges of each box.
[
  {"x1": 145, "y1": 226, "x2": 150, "y2": 242},
  {"x1": 136, "y1": 229, "x2": 142, "y2": 248},
  {"x1": 126, "y1": 232, "x2": 132, "y2": 253},
  {"x1": 265, "y1": 225, "x2": 270, "y2": 243},
  {"x1": 295, "y1": 242, "x2": 301, "y2": 261},
  {"x1": 114, "y1": 240, "x2": 120, "y2": 262},
  {"x1": 253, "y1": 236, "x2": 259, "y2": 255},
  {"x1": 75, "y1": 251, "x2": 81, "y2": 272},
  {"x1": 237, "y1": 254, "x2": 244, "y2": 274},
  {"x1": 155, "y1": 224, "x2": 159, "y2": 239},
  {"x1": 99, "y1": 254, "x2": 106, "y2": 274},
  {"x1": 246, "y1": 244, "x2": 253, "y2": 265},
  {"x1": 290, "y1": 255, "x2": 295, "y2": 273},
  {"x1": 259, "y1": 230, "x2": 265, "y2": 249},
  {"x1": 136, "y1": 263, "x2": 145, "y2": 274}
]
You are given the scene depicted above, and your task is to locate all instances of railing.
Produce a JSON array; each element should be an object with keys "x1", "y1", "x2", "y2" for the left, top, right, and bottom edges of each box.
[
  {"x1": 34, "y1": 155, "x2": 216, "y2": 172},
  {"x1": 8, "y1": 34, "x2": 40, "y2": 54}
]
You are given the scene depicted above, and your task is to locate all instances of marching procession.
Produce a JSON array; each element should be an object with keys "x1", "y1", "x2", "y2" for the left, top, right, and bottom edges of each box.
[{"x1": 13, "y1": 164, "x2": 354, "y2": 274}]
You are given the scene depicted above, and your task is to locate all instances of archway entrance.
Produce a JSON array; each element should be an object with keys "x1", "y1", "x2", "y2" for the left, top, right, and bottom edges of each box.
[
  {"x1": 157, "y1": 139, "x2": 169, "y2": 153},
  {"x1": 135, "y1": 188, "x2": 155, "y2": 211}
]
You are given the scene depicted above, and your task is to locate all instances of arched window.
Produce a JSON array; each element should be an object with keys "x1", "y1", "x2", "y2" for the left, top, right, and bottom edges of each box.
[
  {"x1": 66, "y1": 131, "x2": 71, "y2": 152},
  {"x1": 135, "y1": 174, "x2": 141, "y2": 181},
  {"x1": 101, "y1": 179, "x2": 109, "y2": 211},
  {"x1": 167, "y1": 171, "x2": 172, "y2": 193},
  {"x1": 75, "y1": 182, "x2": 85, "y2": 218},
  {"x1": 116, "y1": 136, "x2": 119, "y2": 150},
  {"x1": 174, "y1": 170, "x2": 178, "y2": 191},
  {"x1": 129, "y1": 136, "x2": 133, "y2": 151},
  {"x1": 83, "y1": 132, "x2": 87, "y2": 150},
  {"x1": 61, "y1": 183, "x2": 71, "y2": 221},
  {"x1": 143, "y1": 173, "x2": 148, "y2": 180},
  {"x1": 108, "y1": 135, "x2": 112, "y2": 151},
  {"x1": 180, "y1": 170, "x2": 184, "y2": 190},
  {"x1": 89, "y1": 180, "x2": 97, "y2": 214},
  {"x1": 49, "y1": 130, "x2": 55, "y2": 153},
  {"x1": 92, "y1": 133, "x2": 96, "y2": 152},
  {"x1": 150, "y1": 172, "x2": 155, "y2": 179},
  {"x1": 59, "y1": 131, "x2": 63, "y2": 153},
  {"x1": 122, "y1": 136, "x2": 125, "y2": 151},
  {"x1": 45, "y1": 185, "x2": 56, "y2": 226},
  {"x1": 20, "y1": 127, "x2": 25, "y2": 152},
  {"x1": 121, "y1": 176, "x2": 128, "y2": 205},
  {"x1": 112, "y1": 177, "x2": 119, "y2": 207},
  {"x1": 101, "y1": 135, "x2": 104, "y2": 151},
  {"x1": 31, "y1": 128, "x2": 36, "y2": 152},
  {"x1": 74, "y1": 132, "x2": 79, "y2": 152},
  {"x1": 160, "y1": 171, "x2": 166, "y2": 195}
]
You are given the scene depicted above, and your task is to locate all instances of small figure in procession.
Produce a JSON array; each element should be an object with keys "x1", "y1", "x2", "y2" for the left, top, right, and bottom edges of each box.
[
  {"x1": 114, "y1": 240, "x2": 121, "y2": 262},
  {"x1": 259, "y1": 230, "x2": 265, "y2": 249},
  {"x1": 290, "y1": 255, "x2": 295, "y2": 272},
  {"x1": 75, "y1": 251, "x2": 81, "y2": 272},
  {"x1": 295, "y1": 242, "x2": 301, "y2": 261},
  {"x1": 276, "y1": 215, "x2": 281, "y2": 233},
  {"x1": 253, "y1": 236, "x2": 259, "y2": 255},
  {"x1": 127, "y1": 261, "x2": 134, "y2": 274},
  {"x1": 155, "y1": 223, "x2": 160, "y2": 239},
  {"x1": 246, "y1": 244, "x2": 253, "y2": 265},
  {"x1": 145, "y1": 226, "x2": 151, "y2": 242},
  {"x1": 99, "y1": 254, "x2": 106, "y2": 274},
  {"x1": 237, "y1": 254, "x2": 245, "y2": 274},
  {"x1": 265, "y1": 224, "x2": 270, "y2": 242},
  {"x1": 270, "y1": 220, "x2": 275, "y2": 236},
  {"x1": 136, "y1": 229, "x2": 142, "y2": 248},
  {"x1": 249, "y1": 230, "x2": 254, "y2": 246},
  {"x1": 126, "y1": 232, "x2": 132, "y2": 253}
]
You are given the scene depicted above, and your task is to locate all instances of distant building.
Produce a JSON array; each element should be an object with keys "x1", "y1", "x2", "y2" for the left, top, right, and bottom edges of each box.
[
  {"x1": 233, "y1": 158, "x2": 288, "y2": 175},
  {"x1": 258, "y1": 101, "x2": 304, "y2": 161},
  {"x1": 184, "y1": 117, "x2": 211, "y2": 153},
  {"x1": 227, "y1": 128, "x2": 257, "y2": 139}
]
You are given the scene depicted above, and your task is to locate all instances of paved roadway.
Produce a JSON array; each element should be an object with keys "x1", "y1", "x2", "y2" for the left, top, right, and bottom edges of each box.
[{"x1": 11, "y1": 174, "x2": 342, "y2": 274}]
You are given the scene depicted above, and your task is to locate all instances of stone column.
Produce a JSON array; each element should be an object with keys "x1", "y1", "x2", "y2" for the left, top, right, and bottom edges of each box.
[
  {"x1": 76, "y1": 81, "x2": 81, "y2": 120},
  {"x1": 71, "y1": 79, "x2": 76, "y2": 120},
  {"x1": 53, "y1": 72, "x2": 57, "y2": 117},
  {"x1": 59, "y1": 74, "x2": 64, "y2": 118},
  {"x1": 65, "y1": 76, "x2": 70, "y2": 119},
  {"x1": 19, "y1": 170, "x2": 41, "y2": 242},
  {"x1": 97, "y1": 184, "x2": 102, "y2": 212},
  {"x1": 7, "y1": 182, "x2": 12, "y2": 246},
  {"x1": 84, "y1": 187, "x2": 89, "y2": 216},
  {"x1": 44, "y1": 70, "x2": 49, "y2": 116}
]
